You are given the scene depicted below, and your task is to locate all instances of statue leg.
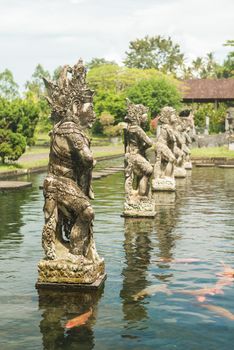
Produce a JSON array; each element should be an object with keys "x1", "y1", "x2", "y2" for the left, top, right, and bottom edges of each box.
[
  {"x1": 136, "y1": 156, "x2": 153, "y2": 197},
  {"x1": 70, "y1": 206, "x2": 94, "y2": 257},
  {"x1": 153, "y1": 153, "x2": 162, "y2": 179},
  {"x1": 138, "y1": 175, "x2": 150, "y2": 196},
  {"x1": 165, "y1": 161, "x2": 173, "y2": 177}
]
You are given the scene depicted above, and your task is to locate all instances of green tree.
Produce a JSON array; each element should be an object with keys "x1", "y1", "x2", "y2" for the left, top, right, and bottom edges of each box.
[
  {"x1": 25, "y1": 64, "x2": 51, "y2": 98},
  {"x1": 86, "y1": 58, "x2": 117, "y2": 70},
  {"x1": 183, "y1": 53, "x2": 220, "y2": 78},
  {"x1": 0, "y1": 97, "x2": 40, "y2": 145},
  {"x1": 219, "y1": 40, "x2": 234, "y2": 78},
  {"x1": 124, "y1": 35, "x2": 184, "y2": 74},
  {"x1": 25, "y1": 64, "x2": 51, "y2": 132},
  {"x1": 87, "y1": 63, "x2": 166, "y2": 130},
  {"x1": 0, "y1": 129, "x2": 26, "y2": 163},
  {"x1": 127, "y1": 76, "x2": 182, "y2": 117},
  {"x1": 93, "y1": 89, "x2": 127, "y2": 124},
  {"x1": 0, "y1": 69, "x2": 19, "y2": 100}
]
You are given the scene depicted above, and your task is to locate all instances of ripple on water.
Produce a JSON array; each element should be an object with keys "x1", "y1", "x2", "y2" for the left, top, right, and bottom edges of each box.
[{"x1": 0, "y1": 168, "x2": 234, "y2": 349}]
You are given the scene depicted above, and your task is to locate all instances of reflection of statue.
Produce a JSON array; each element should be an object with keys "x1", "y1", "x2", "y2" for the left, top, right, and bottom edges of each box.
[
  {"x1": 152, "y1": 107, "x2": 176, "y2": 191},
  {"x1": 155, "y1": 204, "x2": 179, "y2": 261},
  {"x1": 37, "y1": 60, "x2": 105, "y2": 287},
  {"x1": 38, "y1": 288, "x2": 103, "y2": 350},
  {"x1": 123, "y1": 99, "x2": 156, "y2": 217},
  {"x1": 120, "y1": 218, "x2": 154, "y2": 325}
]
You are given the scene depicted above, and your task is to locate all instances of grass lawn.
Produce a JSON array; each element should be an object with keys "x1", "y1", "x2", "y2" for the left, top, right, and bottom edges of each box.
[
  {"x1": 191, "y1": 146, "x2": 234, "y2": 158},
  {"x1": 0, "y1": 144, "x2": 123, "y2": 173}
]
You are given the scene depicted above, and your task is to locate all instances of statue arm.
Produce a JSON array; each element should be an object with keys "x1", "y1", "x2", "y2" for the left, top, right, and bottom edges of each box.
[
  {"x1": 70, "y1": 133, "x2": 94, "y2": 199},
  {"x1": 70, "y1": 133, "x2": 94, "y2": 168},
  {"x1": 138, "y1": 127, "x2": 153, "y2": 149},
  {"x1": 185, "y1": 132, "x2": 192, "y2": 144}
]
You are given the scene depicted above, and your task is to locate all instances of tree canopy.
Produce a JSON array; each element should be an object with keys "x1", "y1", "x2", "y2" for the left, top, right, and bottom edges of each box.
[
  {"x1": 124, "y1": 35, "x2": 184, "y2": 74},
  {"x1": 0, "y1": 69, "x2": 19, "y2": 100},
  {"x1": 127, "y1": 76, "x2": 182, "y2": 117},
  {"x1": 0, "y1": 97, "x2": 40, "y2": 145}
]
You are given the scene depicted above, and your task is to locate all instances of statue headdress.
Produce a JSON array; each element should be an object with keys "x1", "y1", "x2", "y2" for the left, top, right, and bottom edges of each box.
[
  {"x1": 125, "y1": 98, "x2": 149, "y2": 124},
  {"x1": 159, "y1": 106, "x2": 176, "y2": 124},
  {"x1": 43, "y1": 59, "x2": 94, "y2": 122}
]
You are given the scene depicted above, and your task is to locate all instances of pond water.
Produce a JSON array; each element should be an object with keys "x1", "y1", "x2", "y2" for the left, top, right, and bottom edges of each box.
[{"x1": 0, "y1": 165, "x2": 234, "y2": 350}]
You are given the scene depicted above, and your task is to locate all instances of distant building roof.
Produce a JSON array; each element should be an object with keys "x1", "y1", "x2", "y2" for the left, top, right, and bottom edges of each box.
[{"x1": 181, "y1": 79, "x2": 234, "y2": 102}]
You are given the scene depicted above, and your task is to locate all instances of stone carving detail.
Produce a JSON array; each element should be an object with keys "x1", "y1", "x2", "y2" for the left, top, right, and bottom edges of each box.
[
  {"x1": 182, "y1": 121, "x2": 193, "y2": 170},
  {"x1": 37, "y1": 60, "x2": 104, "y2": 285},
  {"x1": 123, "y1": 99, "x2": 156, "y2": 217},
  {"x1": 152, "y1": 107, "x2": 176, "y2": 191},
  {"x1": 173, "y1": 118, "x2": 187, "y2": 178}
]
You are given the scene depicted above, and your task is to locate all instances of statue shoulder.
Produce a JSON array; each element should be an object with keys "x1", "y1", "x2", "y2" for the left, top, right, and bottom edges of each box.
[{"x1": 54, "y1": 121, "x2": 88, "y2": 149}]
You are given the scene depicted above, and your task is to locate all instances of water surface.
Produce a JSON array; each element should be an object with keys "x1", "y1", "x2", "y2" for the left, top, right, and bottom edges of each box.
[{"x1": 0, "y1": 166, "x2": 234, "y2": 349}]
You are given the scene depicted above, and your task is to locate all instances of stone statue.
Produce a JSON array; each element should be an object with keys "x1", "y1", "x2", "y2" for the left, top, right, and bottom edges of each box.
[
  {"x1": 123, "y1": 99, "x2": 156, "y2": 217},
  {"x1": 152, "y1": 106, "x2": 176, "y2": 191},
  {"x1": 179, "y1": 109, "x2": 194, "y2": 170},
  {"x1": 173, "y1": 118, "x2": 187, "y2": 178},
  {"x1": 36, "y1": 60, "x2": 105, "y2": 287}
]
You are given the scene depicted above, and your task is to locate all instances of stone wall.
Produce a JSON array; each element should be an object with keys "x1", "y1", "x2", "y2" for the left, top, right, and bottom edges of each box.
[{"x1": 192, "y1": 133, "x2": 229, "y2": 148}]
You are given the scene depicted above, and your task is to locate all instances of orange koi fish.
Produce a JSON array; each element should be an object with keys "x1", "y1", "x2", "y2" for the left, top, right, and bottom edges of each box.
[
  {"x1": 133, "y1": 284, "x2": 172, "y2": 301},
  {"x1": 177, "y1": 286, "x2": 224, "y2": 302},
  {"x1": 201, "y1": 304, "x2": 234, "y2": 321},
  {"x1": 217, "y1": 262, "x2": 234, "y2": 278},
  {"x1": 65, "y1": 308, "x2": 92, "y2": 329}
]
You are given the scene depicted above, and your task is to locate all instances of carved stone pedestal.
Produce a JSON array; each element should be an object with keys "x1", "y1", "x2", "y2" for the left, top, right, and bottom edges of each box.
[
  {"x1": 184, "y1": 161, "x2": 192, "y2": 170},
  {"x1": 36, "y1": 269, "x2": 106, "y2": 291},
  {"x1": 174, "y1": 166, "x2": 186, "y2": 178},
  {"x1": 123, "y1": 198, "x2": 156, "y2": 218},
  {"x1": 37, "y1": 257, "x2": 105, "y2": 286},
  {"x1": 152, "y1": 177, "x2": 176, "y2": 192}
]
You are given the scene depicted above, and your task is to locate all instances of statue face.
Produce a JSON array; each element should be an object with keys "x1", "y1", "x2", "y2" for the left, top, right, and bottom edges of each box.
[
  {"x1": 140, "y1": 113, "x2": 148, "y2": 125},
  {"x1": 169, "y1": 111, "x2": 177, "y2": 124},
  {"x1": 74, "y1": 102, "x2": 96, "y2": 129}
]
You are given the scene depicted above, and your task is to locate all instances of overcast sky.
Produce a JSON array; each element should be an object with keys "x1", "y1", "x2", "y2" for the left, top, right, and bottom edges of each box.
[{"x1": 0, "y1": 0, "x2": 233, "y2": 88}]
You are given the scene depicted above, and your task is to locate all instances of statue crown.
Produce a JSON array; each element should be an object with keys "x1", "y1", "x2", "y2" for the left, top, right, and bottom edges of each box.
[{"x1": 43, "y1": 59, "x2": 94, "y2": 121}]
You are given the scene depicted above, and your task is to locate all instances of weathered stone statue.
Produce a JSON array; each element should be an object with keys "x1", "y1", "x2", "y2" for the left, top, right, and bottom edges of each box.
[
  {"x1": 173, "y1": 118, "x2": 187, "y2": 178},
  {"x1": 179, "y1": 109, "x2": 194, "y2": 170},
  {"x1": 182, "y1": 122, "x2": 193, "y2": 170},
  {"x1": 36, "y1": 60, "x2": 105, "y2": 288},
  {"x1": 152, "y1": 107, "x2": 176, "y2": 191},
  {"x1": 123, "y1": 99, "x2": 156, "y2": 217}
]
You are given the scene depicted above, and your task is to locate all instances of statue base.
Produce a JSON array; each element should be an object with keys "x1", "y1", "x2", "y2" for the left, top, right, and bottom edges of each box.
[
  {"x1": 184, "y1": 161, "x2": 192, "y2": 170},
  {"x1": 122, "y1": 197, "x2": 156, "y2": 218},
  {"x1": 174, "y1": 167, "x2": 186, "y2": 178},
  {"x1": 36, "y1": 273, "x2": 106, "y2": 291},
  {"x1": 36, "y1": 257, "x2": 105, "y2": 287},
  {"x1": 152, "y1": 177, "x2": 176, "y2": 192}
]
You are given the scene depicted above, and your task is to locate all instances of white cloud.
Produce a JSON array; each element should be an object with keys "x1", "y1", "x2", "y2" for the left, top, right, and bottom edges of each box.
[{"x1": 0, "y1": 0, "x2": 233, "y2": 88}]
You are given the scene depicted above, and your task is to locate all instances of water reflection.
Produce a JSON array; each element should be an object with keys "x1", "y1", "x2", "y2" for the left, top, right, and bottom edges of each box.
[
  {"x1": 0, "y1": 187, "x2": 32, "y2": 245},
  {"x1": 120, "y1": 218, "x2": 154, "y2": 325},
  {"x1": 38, "y1": 288, "x2": 104, "y2": 350},
  {"x1": 155, "y1": 201, "x2": 180, "y2": 261},
  {"x1": 120, "y1": 196, "x2": 183, "y2": 329}
]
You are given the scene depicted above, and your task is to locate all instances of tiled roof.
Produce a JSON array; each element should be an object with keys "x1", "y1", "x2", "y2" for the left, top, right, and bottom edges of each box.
[{"x1": 180, "y1": 79, "x2": 234, "y2": 101}]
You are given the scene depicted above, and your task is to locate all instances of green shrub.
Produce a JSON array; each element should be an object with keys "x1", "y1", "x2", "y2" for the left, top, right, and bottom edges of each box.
[{"x1": 0, "y1": 129, "x2": 26, "y2": 163}]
